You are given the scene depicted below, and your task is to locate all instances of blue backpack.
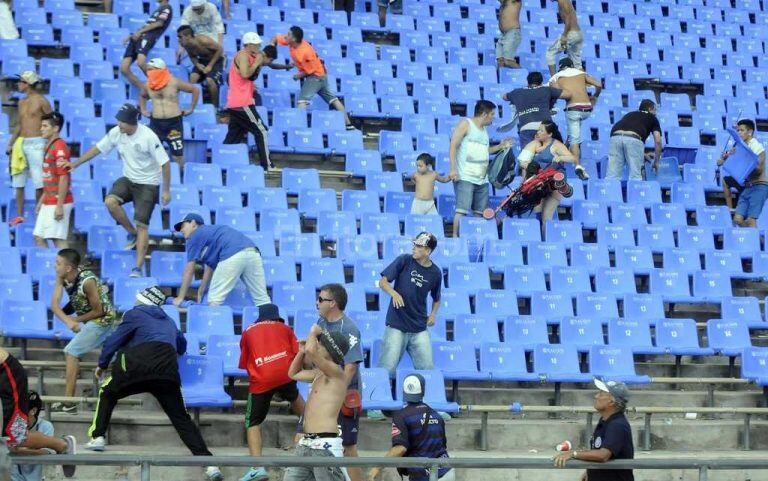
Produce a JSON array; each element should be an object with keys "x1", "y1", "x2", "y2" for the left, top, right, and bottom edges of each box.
[{"x1": 488, "y1": 147, "x2": 517, "y2": 190}]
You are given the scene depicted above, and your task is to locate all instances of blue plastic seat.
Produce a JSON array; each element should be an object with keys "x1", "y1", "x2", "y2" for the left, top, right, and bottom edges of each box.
[
  {"x1": 723, "y1": 228, "x2": 761, "y2": 257},
  {"x1": 678, "y1": 226, "x2": 715, "y2": 251},
  {"x1": 179, "y1": 355, "x2": 233, "y2": 407},
  {"x1": 300, "y1": 258, "x2": 345, "y2": 288},
  {"x1": 705, "y1": 250, "x2": 746, "y2": 276},
  {"x1": 650, "y1": 203, "x2": 688, "y2": 227},
  {"x1": 607, "y1": 318, "x2": 664, "y2": 355},
  {"x1": 741, "y1": 347, "x2": 768, "y2": 385},
  {"x1": 656, "y1": 318, "x2": 715, "y2": 356},
  {"x1": 549, "y1": 267, "x2": 592, "y2": 295},
  {"x1": 504, "y1": 265, "x2": 546, "y2": 295},
  {"x1": 279, "y1": 233, "x2": 321, "y2": 259},
  {"x1": 559, "y1": 316, "x2": 604, "y2": 352},
  {"x1": 527, "y1": 242, "x2": 568, "y2": 268},
  {"x1": 530, "y1": 292, "x2": 574, "y2": 320},
  {"x1": 472, "y1": 289, "x2": 517, "y2": 321},
  {"x1": 721, "y1": 296, "x2": 764, "y2": 328},
  {"x1": 694, "y1": 206, "x2": 731, "y2": 231},
  {"x1": 576, "y1": 293, "x2": 619, "y2": 320},
  {"x1": 112, "y1": 276, "x2": 159, "y2": 311},
  {"x1": 432, "y1": 341, "x2": 487, "y2": 381},
  {"x1": 248, "y1": 187, "x2": 287, "y2": 213},
  {"x1": 692, "y1": 271, "x2": 731, "y2": 301},
  {"x1": 202, "y1": 185, "x2": 242, "y2": 211},
  {"x1": 569, "y1": 243, "x2": 610, "y2": 274},
  {"x1": 626, "y1": 180, "x2": 662, "y2": 207},
  {"x1": 345, "y1": 150, "x2": 382, "y2": 176},
  {"x1": 215, "y1": 207, "x2": 257, "y2": 231},
  {"x1": 260, "y1": 209, "x2": 301, "y2": 235},
  {"x1": 100, "y1": 250, "x2": 135, "y2": 284},
  {"x1": 0, "y1": 300, "x2": 50, "y2": 340},
  {"x1": 351, "y1": 259, "x2": 385, "y2": 293},
  {"x1": 262, "y1": 257, "x2": 297, "y2": 287},
  {"x1": 502, "y1": 218, "x2": 541, "y2": 242},
  {"x1": 587, "y1": 179, "x2": 623, "y2": 203},
  {"x1": 598, "y1": 224, "x2": 636, "y2": 249},
  {"x1": 545, "y1": 221, "x2": 584, "y2": 244},
  {"x1": 671, "y1": 182, "x2": 706, "y2": 209},
  {"x1": 572, "y1": 201, "x2": 610, "y2": 229},
  {"x1": 273, "y1": 108, "x2": 308, "y2": 131},
  {"x1": 378, "y1": 130, "x2": 413, "y2": 156},
  {"x1": 185, "y1": 163, "x2": 223, "y2": 187},
  {"x1": 338, "y1": 236, "x2": 379, "y2": 265},
  {"x1": 433, "y1": 289, "x2": 470, "y2": 319},
  {"x1": 430, "y1": 237, "x2": 469, "y2": 269},
  {"x1": 610, "y1": 203, "x2": 647, "y2": 226},
  {"x1": 595, "y1": 268, "x2": 637, "y2": 297},
  {"x1": 482, "y1": 240, "x2": 523, "y2": 273},
  {"x1": 317, "y1": 211, "x2": 356, "y2": 243},
  {"x1": 533, "y1": 343, "x2": 592, "y2": 382},
  {"x1": 613, "y1": 246, "x2": 654, "y2": 275},
  {"x1": 448, "y1": 262, "x2": 490, "y2": 293},
  {"x1": 272, "y1": 281, "x2": 315, "y2": 316},
  {"x1": 662, "y1": 248, "x2": 701, "y2": 274},
  {"x1": 622, "y1": 293, "x2": 665, "y2": 322},
  {"x1": 454, "y1": 314, "x2": 500, "y2": 345},
  {"x1": 360, "y1": 368, "x2": 401, "y2": 410},
  {"x1": 206, "y1": 335, "x2": 247, "y2": 377},
  {"x1": 298, "y1": 188, "x2": 338, "y2": 219},
  {"x1": 357, "y1": 212, "x2": 398, "y2": 242},
  {"x1": 479, "y1": 342, "x2": 538, "y2": 382},
  {"x1": 636, "y1": 224, "x2": 676, "y2": 253},
  {"x1": 87, "y1": 226, "x2": 127, "y2": 258},
  {"x1": 282, "y1": 168, "x2": 320, "y2": 195},
  {"x1": 394, "y1": 369, "x2": 458, "y2": 412},
  {"x1": 210, "y1": 144, "x2": 249, "y2": 169},
  {"x1": 650, "y1": 269, "x2": 691, "y2": 302},
  {"x1": 706, "y1": 319, "x2": 751, "y2": 357},
  {"x1": 590, "y1": 346, "x2": 651, "y2": 384},
  {"x1": 25, "y1": 249, "x2": 58, "y2": 283},
  {"x1": 150, "y1": 251, "x2": 196, "y2": 289},
  {"x1": 366, "y1": 172, "x2": 404, "y2": 197}
]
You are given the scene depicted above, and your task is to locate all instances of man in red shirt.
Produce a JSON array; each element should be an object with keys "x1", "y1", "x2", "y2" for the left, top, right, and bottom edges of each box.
[
  {"x1": 270, "y1": 26, "x2": 355, "y2": 130},
  {"x1": 33, "y1": 112, "x2": 73, "y2": 248},
  {"x1": 239, "y1": 303, "x2": 305, "y2": 481}
]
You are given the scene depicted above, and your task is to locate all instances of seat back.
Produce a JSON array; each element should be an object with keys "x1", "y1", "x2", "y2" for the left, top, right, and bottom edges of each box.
[
  {"x1": 590, "y1": 345, "x2": 642, "y2": 378},
  {"x1": 480, "y1": 342, "x2": 530, "y2": 375},
  {"x1": 454, "y1": 314, "x2": 499, "y2": 343},
  {"x1": 432, "y1": 341, "x2": 480, "y2": 374},
  {"x1": 186, "y1": 305, "x2": 235, "y2": 337},
  {"x1": 622, "y1": 293, "x2": 665, "y2": 320},
  {"x1": 656, "y1": 319, "x2": 702, "y2": 350},
  {"x1": 503, "y1": 315, "x2": 549, "y2": 347},
  {"x1": 559, "y1": 317, "x2": 604, "y2": 349},
  {"x1": 530, "y1": 292, "x2": 574, "y2": 318},
  {"x1": 206, "y1": 335, "x2": 243, "y2": 374},
  {"x1": 533, "y1": 344, "x2": 582, "y2": 376},
  {"x1": 741, "y1": 347, "x2": 768, "y2": 381},
  {"x1": 706, "y1": 319, "x2": 751, "y2": 353},
  {"x1": 361, "y1": 368, "x2": 396, "y2": 403},
  {"x1": 607, "y1": 318, "x2": 655, "y2": 349},
  {"x1": 0, "y1": 300, "x2": 48, "y2": 333}
]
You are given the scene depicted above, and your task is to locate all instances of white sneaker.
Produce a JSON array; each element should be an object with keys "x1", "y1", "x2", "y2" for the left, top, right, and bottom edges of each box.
[
  {"x1": 85, "y1": 436, "x2": 106, "y2": 452},
  {"x1": 205, "y1": 466, "x2": 224, "y2": 481}
]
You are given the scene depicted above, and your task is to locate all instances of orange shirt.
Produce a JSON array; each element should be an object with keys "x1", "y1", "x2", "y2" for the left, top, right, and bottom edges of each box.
[
  {"x1": 276, "y1": 35, "x2": 327, "y2": 77},
  {"x1": 42, "y1": 138, "x2": 73, "y2": 206}
]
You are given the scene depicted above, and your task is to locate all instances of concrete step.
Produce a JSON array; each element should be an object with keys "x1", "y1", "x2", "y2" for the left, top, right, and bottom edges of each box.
[
  {"x1": 49, "y1": 409, "x2": 768, "y2": 452},
  {"x1": 19, "y1": 446, "x2": 768, "y2": 481}
]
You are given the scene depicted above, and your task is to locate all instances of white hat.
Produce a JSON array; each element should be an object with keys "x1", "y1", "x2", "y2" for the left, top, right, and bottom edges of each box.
[
  {"x1": 189, "y1": 0, "x2": 206, "y2": 7},
  {"x1": 18, "y1": 70, "x2": 40, "y2": 85},
  {"x1": 242, "y1": 32, "x2": 262, "y2": 45},
  {"x1": 403, "y1": 373, "x2": 425, "y2": 403},
  {"x1": 147, "y1": 58, "x2": 167, "y2": 69}
]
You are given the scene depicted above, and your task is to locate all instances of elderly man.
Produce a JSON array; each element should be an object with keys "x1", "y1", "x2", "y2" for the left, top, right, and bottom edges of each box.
[{"x1": 554, "y1": 379, "x2": 635, "y2": 481}]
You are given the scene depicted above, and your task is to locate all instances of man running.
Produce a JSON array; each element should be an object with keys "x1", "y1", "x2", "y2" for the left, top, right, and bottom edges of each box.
[
  {"x1": 546, "y1": 0, "x2": 583, "y2": 76},
  {"x1": 120, "y1": 0, "x2": 173, "y2": 90},
  {"x1": 549, "y1": 57, "x2": 601, "y2": 179},
  {"x1": 5, "y1": 71, "x2": 52, "y2": 226},
  {"x1": 503, "y1": 71, "x2": 570, "y2": 147},
  {"x1": 139, "y1": 57, "x2": 199, "y2": 171},
  {"x1": 496, "y1": 0, "x2": 521, "y2": 68},
  {"x1": 176, "y1": 26, "x2": 224, "y2": 108},
  {"x1": 285, "y1": 325, "x2": 350, "y2": 481}
]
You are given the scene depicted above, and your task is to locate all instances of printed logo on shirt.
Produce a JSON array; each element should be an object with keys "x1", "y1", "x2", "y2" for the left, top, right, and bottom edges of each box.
[
  {"x1": 253, "y1": 351, "x2": 288, "y2": 367},
  {"x1": 594, "y1": 436, "x2": 602, "y2": 448},
  {"x1": 391, "y1": 424, "x2": 401, "y2": 437},
  {"x1": 348, "y1": 333, "x2": 359, "y2": 349},
  {"x1": 410, "y1": 270, "x2": 428, "y2": 288}
]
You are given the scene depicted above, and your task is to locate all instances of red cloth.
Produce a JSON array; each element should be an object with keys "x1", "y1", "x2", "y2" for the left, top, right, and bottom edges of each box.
[
  {"x1": 239, "y1": 320, "x2": 299, "y2": 394},
  {"x1": 41, "y1": 138, "x2": 73, "y2": 205}
]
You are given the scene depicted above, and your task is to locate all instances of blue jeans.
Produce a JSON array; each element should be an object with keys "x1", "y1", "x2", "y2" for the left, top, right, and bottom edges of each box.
[
  {"x1": 64, "y1": 322, "x2": 115, "y2": 359},
  {"x1": 606, "y1": 135, "x2": 645, "y2": 180},
  {"x1": 377, "y1": 326, "x2": 434, "y2": 377}
]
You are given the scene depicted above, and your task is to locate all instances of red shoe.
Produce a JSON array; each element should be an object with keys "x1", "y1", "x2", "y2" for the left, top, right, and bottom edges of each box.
[{"x1": 9, "y1": 216, "x2": 24, "y2": 226}]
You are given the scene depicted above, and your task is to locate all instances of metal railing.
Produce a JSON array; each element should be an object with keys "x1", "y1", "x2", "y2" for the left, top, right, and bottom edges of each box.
[{"x1": 10, "y1": 454, "x2": 768, "y2": 481}]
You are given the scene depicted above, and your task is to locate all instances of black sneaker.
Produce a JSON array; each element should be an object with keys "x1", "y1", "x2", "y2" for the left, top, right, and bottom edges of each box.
[{"x1": 575, "y1": 165, "x2": 590, "y2": 180}]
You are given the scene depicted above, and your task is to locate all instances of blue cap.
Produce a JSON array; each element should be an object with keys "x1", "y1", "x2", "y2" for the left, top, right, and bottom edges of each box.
[{"x1": 174, "y1": 213, "x2": 205, "y2": 232}]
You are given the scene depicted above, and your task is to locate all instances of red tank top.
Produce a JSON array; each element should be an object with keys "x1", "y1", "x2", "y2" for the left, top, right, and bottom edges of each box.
[{"x1": 226, "y1": 50, "x2": 258, "y2": 109}]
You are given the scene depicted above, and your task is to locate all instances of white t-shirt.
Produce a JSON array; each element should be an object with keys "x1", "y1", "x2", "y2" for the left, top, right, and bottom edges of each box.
[
  {"x1": 0, "y1": 2, "x2": 19, "y2": 39},
  {"x1": 96, "y1": 124, "x2": 169, "y2": 185},
  {"x1": 180, "y1": 3, "x2": 224, "y2": 41},
  {"x1": 747, "y1": 137, "x2": 765, "y2": 156}
]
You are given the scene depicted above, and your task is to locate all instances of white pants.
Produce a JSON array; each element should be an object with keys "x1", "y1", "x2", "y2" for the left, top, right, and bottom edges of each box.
[{"x1": 207, "y1": 248, "x2": 270, "y2": 306}]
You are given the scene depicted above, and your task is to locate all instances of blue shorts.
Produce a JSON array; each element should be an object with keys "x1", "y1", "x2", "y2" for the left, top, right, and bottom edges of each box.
[
  {"x1": 735, "y1": 184, "x2": 768, "y2": 220},
  {"x1": 63, "y1": 322, "x2": 114, "y2": 359},
  {"x1": 454, "y1": 180, "x2": 489, "y2": 215}
]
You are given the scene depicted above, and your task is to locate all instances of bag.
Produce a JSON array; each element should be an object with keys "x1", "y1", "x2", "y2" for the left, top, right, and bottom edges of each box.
[
  {"x1": 488, "y1": 147, "x2": 517, "y2": 190},
  {"x1": 341, "y1": 389, "x2": 361, "y2": 418}
]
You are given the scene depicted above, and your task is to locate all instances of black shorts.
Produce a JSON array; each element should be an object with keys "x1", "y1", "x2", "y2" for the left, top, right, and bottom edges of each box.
[
  {"x1": 149, "y1": 116, "x2": 184, "y2": 157},
  {"x1": 1, "y1": 354, "x2": 29, "y2": 447},
  {"x1": 245, "y1": 381, "x2": 299, "y2": 428},
  {"x1": 108, "y1": 177, "x2": 159, "y2": 227},
  {"x1": 123, "y1": 35, "x2": 160, "y2": 61},
  {"x1": 193, "y1": 57, "x2": 225, "y2": 86}
]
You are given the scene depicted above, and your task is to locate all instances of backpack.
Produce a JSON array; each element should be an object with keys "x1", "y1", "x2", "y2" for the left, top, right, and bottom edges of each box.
[{"x1": 488, "y1": 147, "x2": 517, "y2": 190}]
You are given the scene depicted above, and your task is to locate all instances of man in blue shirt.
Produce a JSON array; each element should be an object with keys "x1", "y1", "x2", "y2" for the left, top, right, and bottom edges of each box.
[
  {"x1": 172, "y1": 213, "x2": 270, "y2": 307},
  {"x1": 377, "y1": 232, "x2": 442, "y2": 377},
  {"x1": 367, "y1": 374, "x2": 453, "y2": 481}
]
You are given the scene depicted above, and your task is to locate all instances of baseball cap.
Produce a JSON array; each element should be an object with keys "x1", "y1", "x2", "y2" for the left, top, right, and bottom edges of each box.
[
  {"x1": 317, "y1": 328, "x2": 349, "y2": 365},
  {"x1": 147, "y1": 58, "x2": 167, "y2": 69},
  {"x1": 403, "y1": 373, "x2": 425, "y2": 403},
  {"x1": 413, "y1": 232, "x2": 437, "y2": 251},
  {"x1": 136, "y1": 286, "x2": 166, "y2": 306},
  {"x1": 558, "y1": 57, "x2": 574, "y2": 70},
  {"x1": 173, "y1": 213, "x2": 205, "y2": 232},
  {"x1": 190, "y1": 0, "x2": 206, "y2": 6},
  {"x1": 18, "y1": 70, "x2": 40, "y2": 86},
  {"x1": 242, "y1": 32, "x2": 262, "y2": 45},
  {"x1": 594, "y1": 379, "x2": 630, "y2": 405},
  {"x1": 115, "y1": 103, "x2": 141, "y2": 125},
  {"x1": 256, "y1": 303, "x2": 284, "y2": 322}
]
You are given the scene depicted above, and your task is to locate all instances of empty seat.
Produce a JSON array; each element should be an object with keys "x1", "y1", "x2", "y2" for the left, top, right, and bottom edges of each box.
[
  {"x1": 0, "y1": 300, "x2": 49, "y2": 340},
  {"x1": 479, "y1": 342, "x2": 539, "y2": 381},
  {"x1": 179, "y1": 355, "x2": 233, "y2": 407},
  {"x1": 206, "y1": 335, "x2": 247, "y2": 377},
  {"x1": 720, "y1": 296, "x2": 764, "y2": 328},
  {"x1": 636, "y1": 225, "x2": 676, "y2": 252},
  {"x1": 432, "y1": 341, "x2": 487, "y2": 381},
  {"x1": 560, "y1": 317, "x2": 605, "y2": 352},
  {"x1": 576, "y1": 293, "x2": 619, "y2": 320},
  {"x1": 448, "y1": 262, "x2": 490, "y2": 292},
  {"x1": 706, "y1": 319, "x2": 751, "y2": 357},
  {"x1": 650, "y1": 270, "x2": 691, "y2": 301},
  {"x1": 741, "y1": 347, "x2": 768, "y2": 385},
  {"x1": 112, "y1": 276, "x2": 159, "y2": 311},
  {"x1": 300, "y1": 258, "x2": 345, "y2": 288},
  {"x1": 614, "y1": 246, "x2": 655, "y2": 275},
  {"x1": 360, "y1": 368, "x2": 401, "y2": 410},
  {"x1": 569, "y1": 243, "x2": 610, "y2": 274},
  {"x1": 589, "y1": 346, "x2": 651, "y2": 384},
  {"x1": 656, "y1": 319, "x2": 715, "y2": 356},
  {"x1": 454, "y1": 314, "x2": 500, "y2": 344},
  {"x1": 530, "y1": 292, "x2": 574, "y2": 320},
  {"x1": 533, "y1": 344, "x2": 592, "y2": 383},
  {"x1": 150, "y1": 251, "x2": 196, "y2": 288},
  {"x1": 186, "y1": 305, "x2": 235, "y2": 337},
  {"x1": 549, "y1": 267, "x2": 592, "y2": 295},
  {"x1": 607, "y1": 318, "x2": 664, "y2": 355}
]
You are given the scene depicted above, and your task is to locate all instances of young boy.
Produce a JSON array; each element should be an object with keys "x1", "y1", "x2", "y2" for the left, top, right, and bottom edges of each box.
[
  {"x1": 33, "y1": 112, "x2": 73, "y2": 248},
  {"x1": 411, "y1": 153, "x2": 450, "y2": 215},
  {"x1": 50, "y1": 249, "x2": 117, "y2": 415},
  {"x1": 718, "y1": 119, "x2": 767, "y2": 227},
  {"x1": 10, "y1": 391, "x2": 55, "y2": 481}
]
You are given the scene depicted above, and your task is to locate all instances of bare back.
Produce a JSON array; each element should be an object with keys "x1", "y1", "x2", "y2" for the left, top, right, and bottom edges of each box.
[
  {"x1": 413, "y1": 171, "x2": 438, "y2": 201},
  {"x1": 149, "y1": 78, "x2": 182, "y2": 119},
  {"x1": 18, "y1": 92, "x2": 51, "y2": 138},
  {"x1": 557, "y1": 0, "x2": 580, "y2": 32},
  {"x1": 498, "y1": 0, "x2": 521, "y2": 31},
  {"x1": 302, "y1": 371, "x2": 347, "y2": 433},
  {"x1": 556, "y1": 73, "x2": 589, "y2": 105}
]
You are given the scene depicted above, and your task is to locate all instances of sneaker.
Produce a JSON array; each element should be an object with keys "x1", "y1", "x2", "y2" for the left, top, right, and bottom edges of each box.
[
  {"x1": 345, "y1": 123, "x2": 357, "y2": 131},
  {"x1": 574, "y1": 165, "x2": 590, "y2": 180},
  {"x1": 85, "y1": 436, "x2": 106, "y2": 452},
  {"x1": 62, "y1": 403, "x2": 78, "y2": 415},
  {"x1": 124, "y1": 234, "x2": 137, "y2": 250},
  {"x1": 367, "y1": 409, "x2": 385, "y2": 420},
  {"x1": 61, "y1": 435, "x2": 77, "y2": 478},
  {"x1": 438, "y1": 411, "x2": 452, "y2": 421},
  {"x1": 8, "y1": 216, "x2": 24, "y2": 226},
  {"x1": 129, "y1": 267, "x2": 142, "y2": 278},
  {"x1": 240, "y1": 467, "x2": 269, "y2": 481},
  {"x1": 205, "y1": 466, "x2": 224, "y2": 481}
]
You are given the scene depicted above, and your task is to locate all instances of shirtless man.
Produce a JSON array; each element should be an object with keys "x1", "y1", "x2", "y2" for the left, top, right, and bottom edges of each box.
[
  {"x1": 139, "y1": 58, "x2": 199, "y2": 171},
  {"x1": 549, "y1": 57, "x2": 601, "y2": 180},
  {"x1": 285, "y1": 325, "x2": 350, "y2": 481},
  {"x1": 546, "y1": 0, "x2": 583, "y2": 76},
  {"x1": 120, "y1": 0, "x2": 173, "y2": 91},
  {"x1": 177, "y1": 25, "x2": 224, "y2": 108},
  {"x1": 5, "y1": 71, "x2": 52, "y2": 226},
  {"x1": 496, "y1": 0, "x2": 521, "y2": 68}
]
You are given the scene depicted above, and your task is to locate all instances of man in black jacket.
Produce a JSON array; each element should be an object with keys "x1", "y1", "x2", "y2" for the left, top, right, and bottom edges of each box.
[{"x1": 84, "y1": 286, "x2": 223, "y2": 481}]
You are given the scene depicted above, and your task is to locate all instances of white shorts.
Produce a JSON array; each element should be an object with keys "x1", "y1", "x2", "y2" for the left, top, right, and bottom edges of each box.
[
  {"x1": 33, "y1": 203, "x2": 73, "y2": 240},
  {"x1": 411, "y1": 198, "x2": 438, "y2": 215},
  {"x1": 11, "y1": 137, "x2": 46, "y2": 189}
]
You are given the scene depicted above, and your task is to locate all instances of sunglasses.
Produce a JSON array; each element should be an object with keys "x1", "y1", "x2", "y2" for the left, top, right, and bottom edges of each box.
[{"x1": 317, "y1": 296, "x2": 334, "y2": 303}]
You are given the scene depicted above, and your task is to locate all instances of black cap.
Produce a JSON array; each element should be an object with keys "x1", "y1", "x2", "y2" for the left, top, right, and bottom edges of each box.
[
  {"x1": 318, "y1": 328, "x2": 349, "y2": 365},
  {"x1": 256, "y1": 303, "x2": 284, "y2": 322},
  {"x1": 115, "y1": 103, "x2": 141, "y2": 125},
  {"x1": 28, "y1": 390, "x2": 43, "y2": 413},
  {"x1": 558, "y1": 57, "x2": 574, "y2": 70}
]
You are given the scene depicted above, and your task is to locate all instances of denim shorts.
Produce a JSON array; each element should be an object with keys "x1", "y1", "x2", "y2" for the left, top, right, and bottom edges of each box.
[
  {"x1": 64, "y1": 322, "x2": 114, "y2": 359},
  {"x1": 377, "y1": 0, "x2": 402, "y2": 13},
  {"x1": 454, "y1": 180, "x2": 489, "y2": 215},
  {"x1": 736, "y1": 184, "x2": 768, "y2": 220},
  {"x1": 298, "y1": 75, "x2": 338, "y2": 105},
  {"x1": 565, "y1": 109, "x2": 592, "y2": 145},
  {"x1": 495, "y1": 28, "x2": 521, "y2": 60}
]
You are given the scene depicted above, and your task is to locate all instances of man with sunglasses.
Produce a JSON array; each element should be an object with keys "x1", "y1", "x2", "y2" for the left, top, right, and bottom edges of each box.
[{"x1": 172, "y1": 213, "x2": 270, "y2": 307}]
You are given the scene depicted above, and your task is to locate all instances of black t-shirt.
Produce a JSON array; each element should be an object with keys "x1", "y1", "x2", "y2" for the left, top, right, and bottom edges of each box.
[
  {"x1": 506, "y1": 86, "x2": 562, "y2": 130},
  {"x1": 611, "y1": 111, "x2": 661, "y2": 142},
  {"x1": 587, "y1": 411, "x2": 635, "y2": 481},
  {"x1": 391, "y1": 403, "x2": 450, "y2": 481},
  {"x1": 142, "y1": 4, "x2": 173, "y2": 40}
]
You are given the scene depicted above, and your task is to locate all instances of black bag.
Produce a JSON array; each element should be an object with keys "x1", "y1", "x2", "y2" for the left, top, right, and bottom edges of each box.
[{"x1": 488, "y1": 147, "x2": 517, "y2": 190}]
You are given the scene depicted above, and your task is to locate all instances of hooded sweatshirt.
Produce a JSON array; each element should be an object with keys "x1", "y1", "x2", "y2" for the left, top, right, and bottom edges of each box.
[{"x1": 99, "y1": 305, "x2": 187, "y2": 385}]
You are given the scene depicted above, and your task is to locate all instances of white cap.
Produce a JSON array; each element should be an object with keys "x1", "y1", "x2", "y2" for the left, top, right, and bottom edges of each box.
[
  {"x1": 403, "y1": 373, "x2": 425, "y2": 403},
  {"x1": 190, "y1": 0, "x2": 205, "y2": 7},
  {"x1": 147, "y1": 58, "x2": 167, "y2": 69},
  {"x1": 242, "y1": 32, "x2": 262, "y2": 45},
  {"x1": 18, "y1": 70, "x2": 40, "y2": 85}
]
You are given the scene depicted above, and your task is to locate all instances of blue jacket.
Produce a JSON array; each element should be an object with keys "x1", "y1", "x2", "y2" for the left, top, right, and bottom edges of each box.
[{"x1": 99, "y1": 305, "x2": 186, "y2": 369}]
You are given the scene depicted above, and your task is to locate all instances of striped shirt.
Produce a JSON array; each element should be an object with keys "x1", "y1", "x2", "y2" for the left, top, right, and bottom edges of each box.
[{"x1": 41, "y1": 138, "x2": 73, "y2": 206}]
